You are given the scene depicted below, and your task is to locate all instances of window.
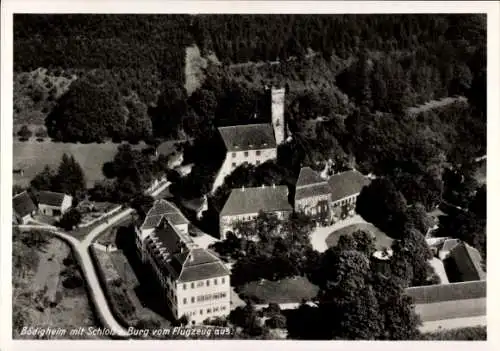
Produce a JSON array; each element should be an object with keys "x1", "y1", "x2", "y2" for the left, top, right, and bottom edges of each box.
[
  {"x1": 214, "y1": 307, "x2": 219, "y2": 312},
  {"x1": 221, "y1": 306, "x2": 226, "y2": 311},
  {"x1": 197, "y1": 281, "x2": 204, "y2": 287},
  {"x1": 244, "y1": 151, "x2": 249, "y2": 157},
  {"x1": 256, "y1": 150, "x2": 261, "y2": 156},
  {"x1": 183, "y1": 298, "x2": 187, "y2": 304},
  {"x1": 191, "y1": 282, "x2": 195, "y2": 289},
  {"x1": 232, "y1": 152, "x2": 236, "y2": 158},
  {"x1": 183, "y1": 284, "x2": 187, "y2": 290},
  {"x1": 214, "y1": 278, "x2": 218, "y2": 285},
  {"x1": 222, "y1": 278, "x2": 225, "y2": 284},
  {"x1": 206, "y1": 280, "x2": 210, "y2": 287},
  {"x1": 200, "y1": 310, "x2": 203, "y2": 315},
  {"x1": 256, "y1": 160, "x2": 261, "y2": 165},
  {"x1": 232, "y1": 162, "x2": 236, "y2": 168},
  {"x1": 207, "y1": 308, "x2": 211, "y2": 314},
  {"x1": 191, "y1": 297, "x2": 195, "y2": 303}
]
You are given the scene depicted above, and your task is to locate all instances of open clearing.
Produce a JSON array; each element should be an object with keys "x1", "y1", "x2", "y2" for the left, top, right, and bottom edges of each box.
[
  {"x1": 13, "y1": 140, "x2": 148, "y2": 188},
  {"x1": 325, "y1": 222, "x2": 393, "y2": 251},
  {"x1": 12, "y1": 232, "x2": 98, "y2": 339},
  {"x1": 239, "y1": 276, "x2": 319, "y2": 304}
]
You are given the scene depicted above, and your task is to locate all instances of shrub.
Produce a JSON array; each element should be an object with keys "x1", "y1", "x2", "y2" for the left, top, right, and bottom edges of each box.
[
  {"x1": 62, "y1": 275, "x2": 84, "y2": 289},
  {"x1": 17, "y1": 125, "x2": 32, "y2": 139}
]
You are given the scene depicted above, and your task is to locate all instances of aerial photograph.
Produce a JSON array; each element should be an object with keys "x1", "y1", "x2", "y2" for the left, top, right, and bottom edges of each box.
[{"x1": 11, "y1": 13, "x2": 486, "y2": 341}]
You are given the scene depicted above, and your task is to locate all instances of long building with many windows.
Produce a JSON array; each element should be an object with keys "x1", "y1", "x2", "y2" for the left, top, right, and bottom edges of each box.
[{"x1": 135, "y1": 200, "x2": 230, "y2": 325}]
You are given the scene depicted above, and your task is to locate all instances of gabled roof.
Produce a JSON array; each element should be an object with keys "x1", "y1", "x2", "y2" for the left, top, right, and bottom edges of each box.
[
  {"x1": 449, "y1": 242, "x2": 486, "y2": 281},
  {"x1": 140, "y1": 199, "x2": 189, "y2": 231},
  {"x1": 218, "y1": 123, "x2": 276, "y2": 152},
  {"x1": 171, "y1": 248, "x2": 230, "y2": 283},
  {"x1": 36, "y1": 190, "x2": 71, "y2": 207},
  {"x1": 405, "y1": 280, "x2": 486, "y2": 305},
  {"x1": 440, "y1": 238, "x2": 460, "y2": 252},
  {"x1": 220, "y1": 185, "x2": 292, "y2": 217},
  {"x1": 327, "y1": 170, "x2": 370, "y2": 202},
  {"x1": 296, "y1": 167, "x2": 325, "y2": 187},
  {"x1": 13, "y1": 191, "x2": 36, "y2": 218},
  {"x1": 146, "y1": 218, "x2": 228, "y2": 283}
]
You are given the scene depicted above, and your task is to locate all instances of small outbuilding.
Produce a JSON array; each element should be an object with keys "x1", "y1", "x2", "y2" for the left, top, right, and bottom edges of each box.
[{"x1": 36, "y1": 190, "x2": 73, "y2": 218}]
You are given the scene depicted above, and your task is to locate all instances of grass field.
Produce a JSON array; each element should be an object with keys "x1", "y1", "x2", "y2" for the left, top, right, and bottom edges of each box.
[
  {"x1": 13, "y1": 140, "x2": 148, "y2": 188},
  {"x1": 239, "y1": 277, "x2": 319, "y2": 304},
  {"x1": 325, "y1": 222, "x2": 393, "y2": 251},
  {"x1": 12, "y1": 232, "x2": 98, "y2": 339}
]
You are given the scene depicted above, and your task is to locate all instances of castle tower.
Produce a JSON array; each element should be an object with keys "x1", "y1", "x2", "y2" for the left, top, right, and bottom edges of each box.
[{"x1": 270, "y1": 87, "x2": 286, "y2": 144}]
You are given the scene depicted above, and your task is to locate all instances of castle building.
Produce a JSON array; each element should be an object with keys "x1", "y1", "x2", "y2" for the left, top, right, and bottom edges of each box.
[
  {"x1": 219, "y1": 185, "x2": 293, "y2": 239},
  {"x1": 270, "y1": 87, "x2": 286, "y2": 145},
  {"x1": 327, "y1": 170, "x2": 370, "y2": 221},
  {"x1": 211, "y1": 87, "x2": 286, "y2": 193},
  {"x1": 135, "y1": 200, "x2": 231, "y2": 325},
  {"x1": 211, "y1": 124, "x2": 277, "y2": 192}
]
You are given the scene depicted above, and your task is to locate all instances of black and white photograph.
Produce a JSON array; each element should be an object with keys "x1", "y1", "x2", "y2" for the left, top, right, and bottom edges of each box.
[{"x1": 1, "y1": 0, "x2": 498, "y2": 348}]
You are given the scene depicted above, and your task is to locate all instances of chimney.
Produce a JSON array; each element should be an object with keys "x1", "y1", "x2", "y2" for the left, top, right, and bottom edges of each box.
[
  {"x1": 272, "y1": 183, "x2": 276, "y2": 189},
  {"x1": 241, "y1": 186, "x2": 245, "y2": 192},
  {"x1": 261, "y1": 184, "x2": 265, "y2": 188}
]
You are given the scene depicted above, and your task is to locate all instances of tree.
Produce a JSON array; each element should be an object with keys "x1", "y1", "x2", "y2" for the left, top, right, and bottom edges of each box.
[
  {"x1": 58, "y1": 208, "x2": 82, "y2": 230},
  {"x1": 390, "y1": 228, "x2": 433, "y2": 287},
  {"x1": 30, "y1": 165, "x2": 55, "y2": 191},
  {"x1": 53, "y1": 154, "x2": 86, "y2": 198},
  {"x1": 469, "y1": 184, "x2": 486, "y2": 219},
  {"x1": 46, "y1": 78, "x2": 126, "y2": 143},
  {"x1": 266, "y1": 313, "x2": 287, "y2": 329},
  {"x1": 404, "y1": 203, "x2": 434, "y2": 235},
  {"x1": 356, "y1": 178, "x2": 408, "y2": 238},
  {"x1": 131, "y1": 194, "x2": 155, "y2": 220},
  {"x1": 125, "y1": 99, "x2": 153, "y2": 142},
  {"x1": 17, "y1": 125, "x2": 33, "y2": 139}
]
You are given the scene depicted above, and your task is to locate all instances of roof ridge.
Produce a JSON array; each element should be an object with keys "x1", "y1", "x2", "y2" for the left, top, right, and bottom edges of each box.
[
  {"x1": 13, "y1": 190, "x2": 29, "y2": 199},
  {"x1": 218, "y1": 123, "x2": 272, "y2": 130}
]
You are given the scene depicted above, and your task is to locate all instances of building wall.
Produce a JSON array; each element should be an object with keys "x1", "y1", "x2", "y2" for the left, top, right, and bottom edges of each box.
[
  {"x1": 295, "y1": 193, "x2": 332, "y2": 223},
  {"x1": 176, "y1": 275, "x2": 231, "y2": 325},
  {"x1": 61, "y1": 195, "x2": 73, "y2": 214},
  {"x1": 271, "y1": 87, "x2": 286, "y2": 144},
  {"x1": 212, "y1": 147, "x2": 277, "y2": 192},
  {"x1": 220, "y1": 210, "x2": 290, "y2": 240}
]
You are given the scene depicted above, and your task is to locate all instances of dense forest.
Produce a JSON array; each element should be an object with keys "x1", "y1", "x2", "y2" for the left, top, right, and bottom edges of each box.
[{"x1": 14, "y1": 14, "x2": 485, "y2": 140}]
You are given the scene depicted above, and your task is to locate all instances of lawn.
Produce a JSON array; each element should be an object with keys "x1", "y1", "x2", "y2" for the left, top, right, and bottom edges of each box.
[
  {"x1": 12, "y1": 232, "x2": 98, "y2": 339},
  {"x1": 325, "y1": 222, "x2": 393, "y2": 251},
  {"x1": 238, "y1": 276, "x2": 319, "y2": 304},
  {"x1": 13, "y1": 140, "x2": 148, "y2": 188}
]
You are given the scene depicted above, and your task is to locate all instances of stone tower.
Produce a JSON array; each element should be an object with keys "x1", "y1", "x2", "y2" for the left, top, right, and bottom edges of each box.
[{"x1": 270, "y1": 87, "x2": 286, "y2": 144}]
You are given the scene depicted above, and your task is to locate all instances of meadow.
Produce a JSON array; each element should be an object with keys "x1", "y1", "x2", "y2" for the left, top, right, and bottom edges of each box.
[{"x1": 13, "y1": 140, "x2": 148, "y2": 188}]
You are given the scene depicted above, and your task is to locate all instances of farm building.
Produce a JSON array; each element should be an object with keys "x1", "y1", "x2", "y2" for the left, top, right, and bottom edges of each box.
[
  {"x1": 13, "y1": 191, "x2": 37, "y2": 224},
  {"x1": 36, "y1": 190, "x2": 72, "y2": 218}
]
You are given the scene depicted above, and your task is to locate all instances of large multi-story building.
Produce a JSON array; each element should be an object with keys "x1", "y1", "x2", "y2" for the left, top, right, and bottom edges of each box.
[
  {"x1": 327, "y1": 169, "x2": 370, "y2": 221},
  {"x1": 294, "y1": 167, "x2": 332, "y2": 225},
  {"x1": 293, "y1": 167, "x2": 371, "y2": 224},
  {"x1": 219, "y1": 185, "x2": 293, "y2": 239},
  {"x1": 135, "y1": 200, "x2": 231, "y2": 325},
  {"x1": 211, "y1": 86, "x2": 286, "y2": 193},
  {"x1": 211, "y1": 123, "x2": 278, "y2": 192}
]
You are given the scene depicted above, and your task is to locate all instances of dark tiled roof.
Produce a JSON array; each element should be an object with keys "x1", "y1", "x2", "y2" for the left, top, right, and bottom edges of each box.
[
  {"x1": 13, "y1": 191, "x2": 36, "y2": 218},
  {"x1": 296, "y1": 167, "x2": 325, "y2": 187},
  {"x1": 37, "y1": 190, "x2": 69, "y2": 207},
  {"x1": 220, "y1": 185, "x2": 292, "y2": 217},
  {"x1": 440, "y1": 238, "x2": 460, "y2": 252},
  {"x1": 327, "y1": 170, "x2": 370, "y2": 202},
  {"x1": 295, "y1": 183, "x2": 332, "y2": 201},
  {"x1": 405, "y1": 280, "x2": 486, "y2": 305},
  {"x1": 141, "y1": 199, "x2": 189, "y2": 230},
  {"x1": 218, "y1": 124, "x2": 276, "y2": 152},
  {"x1": 449, "y1": 242, "x2": 486, "y2": 281},
  {"x1": 175, "y1": 248, "x2": 230, "y2": 282}
]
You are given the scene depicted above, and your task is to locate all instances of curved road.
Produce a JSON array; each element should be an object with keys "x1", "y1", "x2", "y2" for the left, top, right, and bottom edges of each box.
[
  {"x1": 19, "y1": 209, "x2": 133, "y2": 338},
  {"x1": 16, "y1": 180, "x2": 174, "y2": 338}
]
